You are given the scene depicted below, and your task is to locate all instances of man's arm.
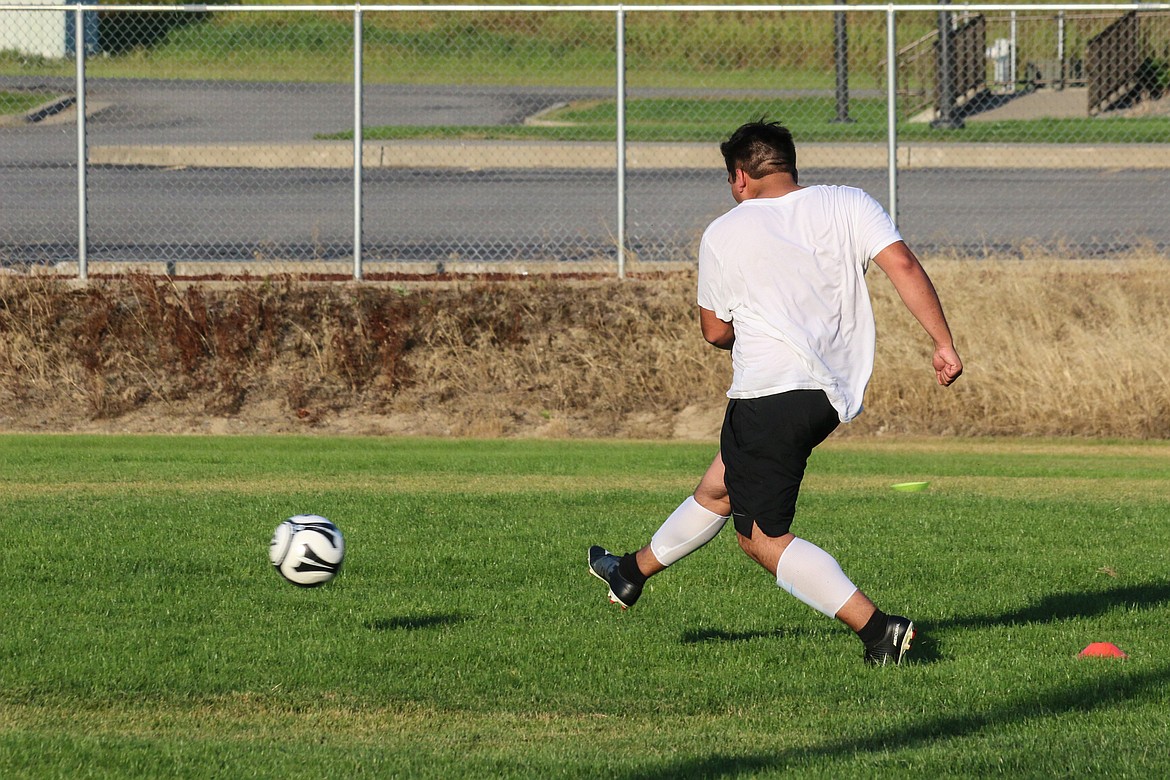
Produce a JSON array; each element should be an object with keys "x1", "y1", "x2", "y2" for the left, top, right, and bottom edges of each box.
[
  {"x1": 871, "y1": 241, "x2": 963, "y2": 386},
  {"x1": 699, "y1": 306, "x2": 735, "y2": 350}
]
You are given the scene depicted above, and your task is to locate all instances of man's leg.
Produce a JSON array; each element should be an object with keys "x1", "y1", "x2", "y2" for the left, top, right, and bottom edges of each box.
[
  {"x1": 736, "y1": 524, "x2": 914, "y2": 665},
  {"x1": 589, "y1": 453, "x2": 731, "y2": 608},
  {"x1": 735, "y1": 526, "x2": 874, "y2": 629},
  {"x1": 719, "y1": 391, "x2": 916, "y2": 664},
  {"x1": 637, "y1": 452, "x2": 731, "y2": 576}
]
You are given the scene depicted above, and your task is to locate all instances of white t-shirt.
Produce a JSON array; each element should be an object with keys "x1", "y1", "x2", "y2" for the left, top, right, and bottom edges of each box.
[{"x1": 697, "y1": 185, "x2": 902, "y2": 422}]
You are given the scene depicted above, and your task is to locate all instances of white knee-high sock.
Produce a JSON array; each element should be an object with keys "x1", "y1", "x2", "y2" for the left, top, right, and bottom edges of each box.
[
  {"x1": 775, "y1": 537, "x2": 859, "y2": 619},
  {"x1": 649, "y1": 496, "x2": 729, "y2": 567}
]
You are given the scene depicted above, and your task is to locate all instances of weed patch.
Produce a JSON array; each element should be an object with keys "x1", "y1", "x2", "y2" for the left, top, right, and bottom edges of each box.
[{"x1": 2, "y1": 258, "x2": 1169, "y2": 438}]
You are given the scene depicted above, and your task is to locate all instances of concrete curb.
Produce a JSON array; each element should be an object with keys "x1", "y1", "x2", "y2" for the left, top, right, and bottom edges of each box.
[
  {"x1": 0, "y1": 95, "x2": 114, "y2": 128},
  {"x1": 88, "y1": 140, "x2": 1170, "y2": 170}
]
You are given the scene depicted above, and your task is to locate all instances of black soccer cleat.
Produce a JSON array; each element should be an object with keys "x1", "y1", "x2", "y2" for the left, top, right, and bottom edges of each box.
[
  {"x1": 588, "y1": 545, "x2": 642, "y2": 609},
  {"x1": 863, "y1": 615, "x2": 915, "y2": 666}
]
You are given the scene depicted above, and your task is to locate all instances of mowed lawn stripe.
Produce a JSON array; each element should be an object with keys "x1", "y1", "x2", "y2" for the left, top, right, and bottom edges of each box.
[{"x1": 2, "y1": 434, "x2": 1168, "y2": 777}]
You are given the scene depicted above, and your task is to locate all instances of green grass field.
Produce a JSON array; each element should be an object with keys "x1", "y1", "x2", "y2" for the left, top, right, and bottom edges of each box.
[
  {"x1": 5, "y1": 9, "x2": 1168, "y2": 144},
  {"x1": 3, "y1": 434, "x2": 1169, "y2": 777},
  {"x1": 0, "y1": 90, "x2": 55, "y2": 116},
  {"x1": 337, "y1": 96, "x2": 1170, "y2": 144}
]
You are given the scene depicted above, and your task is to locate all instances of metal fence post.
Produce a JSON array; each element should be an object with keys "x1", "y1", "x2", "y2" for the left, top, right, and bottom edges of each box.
[
  {"x1": 353, "y1": 4, "x2": 364, "y2": 281},
  {"x1": 75, "y1": 3, "x2": 87, "y2": 281},
  {"x1": 886, "y1": 4, "x2": 898, "y2": 227},
  {"x1": 833, "y1": 0, "x2": 852, "y2": 123},
  {"x1": 615, "y1": 5, "x2": 626, "y2": 280},
  {"x1": 1056, "y1": 9, "x2": 1066, "y2": 90},
  {"x1": 932, "y1": 0, "x2": 963, "y2": 129},
  {"x1": 1010, "y1": 10, "x2": 1018, "y2": 91}
]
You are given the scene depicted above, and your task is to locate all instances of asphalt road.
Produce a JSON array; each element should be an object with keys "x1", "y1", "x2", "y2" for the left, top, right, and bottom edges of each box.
[
  {"x1": 2, "y1": 76, "x2": 601, "y2": 139},
  {"x1": 5, "y1": 164, "x2": 1168, "y2": 265},
  {"x1": 3, "y1": 77, "x2": 1169, "y2": 264}
]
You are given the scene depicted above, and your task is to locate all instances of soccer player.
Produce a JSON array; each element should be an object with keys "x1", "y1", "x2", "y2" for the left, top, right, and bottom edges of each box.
[{"x1": 588, "y1": 119, "x2": 963, "y2": 665}]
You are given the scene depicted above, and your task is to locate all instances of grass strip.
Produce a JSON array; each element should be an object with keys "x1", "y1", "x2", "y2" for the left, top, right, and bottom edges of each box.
[
  {"x1": 2, "y1": 434, "x2": 1168, "y2": 777},
  {"x1": 329, "y1": 97, "x2": 1170, "y2": 144},
  {"x1": 0, "y1": 90, "x2": 58, "y2": 116}
]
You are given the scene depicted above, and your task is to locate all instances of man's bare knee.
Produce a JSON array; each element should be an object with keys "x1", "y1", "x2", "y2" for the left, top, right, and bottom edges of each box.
[{"x1": 694, "y1": 488, "x2": 731, "y2": 517}]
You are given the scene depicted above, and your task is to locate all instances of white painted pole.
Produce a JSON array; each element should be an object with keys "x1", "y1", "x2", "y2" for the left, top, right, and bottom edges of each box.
[
  {"x1": 1010, "y1": 10, "x2": 1018, "y2": 91},
  {"x1": 1056, "y1": 9, "x2": 1066, "y2": 90},
  {"x1": 75, "y1": 4, "x2": 87, "y2": 281},
  {"x1": 886, "y1": 5, "x2": 898, "y2": 227},
  {"x1": 353, "y1": 5, "x2": 364, "y2": 280},
  {"x1": 615, "y1": 5, "x2": 626, "y2": 279}
]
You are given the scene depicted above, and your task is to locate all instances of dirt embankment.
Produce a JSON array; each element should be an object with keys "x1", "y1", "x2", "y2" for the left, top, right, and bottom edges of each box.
[{"x1": 2, "y1": 258, "x2": 1168, "y2": 440}]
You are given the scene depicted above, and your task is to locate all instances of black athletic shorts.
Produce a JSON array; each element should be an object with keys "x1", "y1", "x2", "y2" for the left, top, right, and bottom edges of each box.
[{"x1": 720, "y1": 389, "x2": 840, "y2": 539}]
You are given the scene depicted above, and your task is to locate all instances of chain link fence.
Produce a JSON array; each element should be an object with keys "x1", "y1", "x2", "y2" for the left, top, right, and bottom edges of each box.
[{"x1": 2, "y1": 3, "x2": 1169, "y2": 279}]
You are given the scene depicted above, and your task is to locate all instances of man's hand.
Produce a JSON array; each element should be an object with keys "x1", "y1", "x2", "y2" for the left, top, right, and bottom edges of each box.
[{"x1": 933, "y1": 344, "x2": 963, "y2": 386}]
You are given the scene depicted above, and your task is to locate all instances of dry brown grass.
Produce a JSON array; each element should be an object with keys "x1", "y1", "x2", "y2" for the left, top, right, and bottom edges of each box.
[
  {"x1": 1, "y1": 258, "x2": 1167, "y2": 439},
  {"x1": 863, "y1": 257, "x2": 1170, "y2": 438}
]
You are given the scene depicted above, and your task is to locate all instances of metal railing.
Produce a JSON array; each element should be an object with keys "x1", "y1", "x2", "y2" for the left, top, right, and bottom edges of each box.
[
  {"x1": 2, "y1": 3, "x2": 1169, "y2": 280},
  {"x1": 1087, "y1": 10, "x2": 1142, "y2": 114}
]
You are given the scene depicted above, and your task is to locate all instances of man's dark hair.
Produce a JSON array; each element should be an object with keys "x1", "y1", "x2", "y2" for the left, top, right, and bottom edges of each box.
[{"x1": 720, "y1": 118, "x2": 798, "y2": 184}]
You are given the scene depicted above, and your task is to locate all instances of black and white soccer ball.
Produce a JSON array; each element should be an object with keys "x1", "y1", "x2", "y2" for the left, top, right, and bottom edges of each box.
[{"x1": 269, "y1": 515, "x2": 345, "y2": 587}]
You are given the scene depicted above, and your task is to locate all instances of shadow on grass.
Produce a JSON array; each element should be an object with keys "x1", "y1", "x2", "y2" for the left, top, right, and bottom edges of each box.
[
  {"x1": 935, "y1": 582, "x2": 1170, "y2": 631},
  {"x1": 675, "y1": 582, "x2": 1170, "y2": 664},
  {"x1": 617, "y1": 661, "x2": 1170, "y2": 780},
  {"x1": 906, "y1": 582, "x2": 1170, "y2": 665},
  {"x1": 364, "y1": 613, "x2": 467, "y2": 632},
  {"x1": 680, "y1": 627, "x2": 788, "y2": 644}
]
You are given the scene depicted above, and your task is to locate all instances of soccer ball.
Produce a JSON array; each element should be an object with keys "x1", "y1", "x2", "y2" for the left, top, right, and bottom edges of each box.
[{"x1": 269, "y1": 515, "x2": 345, "y2": 587}]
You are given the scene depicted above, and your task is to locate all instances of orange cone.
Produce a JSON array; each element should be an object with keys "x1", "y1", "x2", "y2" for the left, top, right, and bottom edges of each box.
[{"x1": 1078, "y1": 642, "x2": 1128, "y2": 659}]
